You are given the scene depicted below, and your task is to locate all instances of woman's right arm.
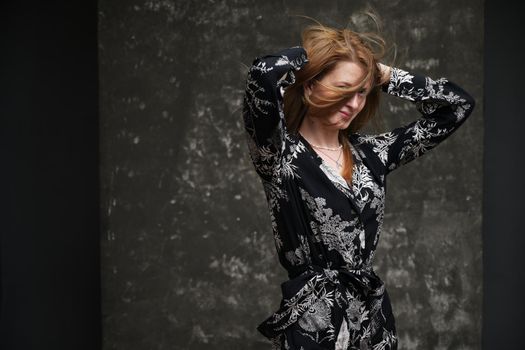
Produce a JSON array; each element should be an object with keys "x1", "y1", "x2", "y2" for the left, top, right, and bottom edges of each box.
[{"x1": 242, "y1": 47, "x2": 308, "y2": 180}]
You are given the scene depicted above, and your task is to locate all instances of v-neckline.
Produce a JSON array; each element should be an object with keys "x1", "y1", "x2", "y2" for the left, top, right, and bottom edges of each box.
[
  {"x1": 298, "y1": 133, "x2": 359, "y2": 190},
  {"x1": 297, "y1": 133, "x2": 367, "y2": 218}
]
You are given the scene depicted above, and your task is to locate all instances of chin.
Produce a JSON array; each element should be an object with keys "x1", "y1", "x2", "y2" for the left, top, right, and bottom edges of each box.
[
  {"x1": 325, "y1": 115, "x2": 354, "y2": 130},
  {"x1": 338, "y1": 118, "x2": 353, "y2": 130}
]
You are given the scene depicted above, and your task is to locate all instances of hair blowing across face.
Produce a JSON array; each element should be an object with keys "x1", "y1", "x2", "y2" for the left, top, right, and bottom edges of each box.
[{"x1": 283, "y1": 21, "x2": 387, "y2": 183}]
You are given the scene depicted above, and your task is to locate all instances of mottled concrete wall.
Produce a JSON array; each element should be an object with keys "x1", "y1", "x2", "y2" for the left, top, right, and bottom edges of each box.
[{"x1": 99, "y1": 1, "x2": 483, "y2": 349}]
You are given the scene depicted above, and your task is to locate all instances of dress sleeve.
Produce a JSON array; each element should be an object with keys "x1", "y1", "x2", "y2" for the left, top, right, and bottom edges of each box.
[
  {"x1": 354, "y1": 67, "x2": 476, "y2": 174},
  {"x1": 242, "y1": 47, "x2": 308, "y2": 179}
]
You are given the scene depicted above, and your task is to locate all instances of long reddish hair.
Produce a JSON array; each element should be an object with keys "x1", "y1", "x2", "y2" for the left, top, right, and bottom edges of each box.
[{"x1": 283, "y1": 17, "x2": 388, "y2": 183}]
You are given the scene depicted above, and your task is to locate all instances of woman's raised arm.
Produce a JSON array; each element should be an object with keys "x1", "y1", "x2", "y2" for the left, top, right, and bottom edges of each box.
[
  {"x1": 353, "y1": 65, "x2": 476, "y2": 174},
  {"x1": 242, "y1": 47, "x2": 308, "y2": 180}
]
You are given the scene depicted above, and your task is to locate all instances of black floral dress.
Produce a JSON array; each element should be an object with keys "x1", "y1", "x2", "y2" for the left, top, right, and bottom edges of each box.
[{"x1": 242, "y1": 46, "x2": 475, "y2": 350}]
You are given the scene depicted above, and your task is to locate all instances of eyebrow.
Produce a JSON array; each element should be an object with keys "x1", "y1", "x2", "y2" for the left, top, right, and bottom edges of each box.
[
  {"x1": 334, "y1": 82, "x2": 369, "y2": 91},
  {"x1": 334, "y1": 81, "x2": 368, "y2": 87}
]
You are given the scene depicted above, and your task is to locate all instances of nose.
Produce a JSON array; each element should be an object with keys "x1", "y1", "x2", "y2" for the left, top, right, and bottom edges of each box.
[{"x1": 346, "y1": 93, "x2": 360, "y2": 109}]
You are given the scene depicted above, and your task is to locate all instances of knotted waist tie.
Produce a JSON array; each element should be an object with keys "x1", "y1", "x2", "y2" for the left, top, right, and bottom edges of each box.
[{"x1": 257, "y1": 264, "x2": 385, "y2": 340}]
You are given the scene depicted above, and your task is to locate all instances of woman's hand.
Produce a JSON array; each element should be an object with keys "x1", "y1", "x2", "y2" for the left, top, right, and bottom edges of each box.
[{"x1": 378, "y1": 63, "x2": 392, "y2": 86}]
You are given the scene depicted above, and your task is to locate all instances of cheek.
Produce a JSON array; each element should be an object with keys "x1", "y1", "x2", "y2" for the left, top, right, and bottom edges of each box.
[
  {"x1": 312, "y1": 84, "x2": 343, "y2": 101},
  {"x1": 311, "y1": 91, "x2": 334, "y2": 105},
  {"x1": 358, "y1": 97, "x2": 367, "y2": 110}
]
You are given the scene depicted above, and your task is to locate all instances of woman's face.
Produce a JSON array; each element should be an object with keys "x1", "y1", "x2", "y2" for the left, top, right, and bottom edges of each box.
[{"x1": 305, "y1": 60, "x2": 370, "y2": 130}]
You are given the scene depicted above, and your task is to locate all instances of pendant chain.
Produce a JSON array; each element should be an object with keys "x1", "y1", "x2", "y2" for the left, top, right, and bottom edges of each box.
[
  {"x1": 315, "y1": 148, "x2": 343, "y2": 169},
  {"x1": 300, "y1": 134, "x2": 344, "y2": 168}
]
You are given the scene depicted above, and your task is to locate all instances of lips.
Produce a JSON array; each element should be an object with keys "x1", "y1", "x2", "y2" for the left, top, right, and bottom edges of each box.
[{"x1": 340, "y1": 110, "x2": 351, "y2": 118}]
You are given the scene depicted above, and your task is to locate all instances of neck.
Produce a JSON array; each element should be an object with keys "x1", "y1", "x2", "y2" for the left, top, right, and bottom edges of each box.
[{"x1": 298, "y1": 115, "x2": 340, "y2": 148}]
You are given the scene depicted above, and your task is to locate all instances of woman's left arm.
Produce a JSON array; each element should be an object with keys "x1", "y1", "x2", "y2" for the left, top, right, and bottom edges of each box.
[{"x1": 355, "y1": 65, "x2": 476, "y2": 174}]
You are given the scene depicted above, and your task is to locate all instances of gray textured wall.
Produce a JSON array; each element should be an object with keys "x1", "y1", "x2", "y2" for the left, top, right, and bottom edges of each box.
[{"x1": 99, "y1": 1, "x2": 483, "y2": 349}]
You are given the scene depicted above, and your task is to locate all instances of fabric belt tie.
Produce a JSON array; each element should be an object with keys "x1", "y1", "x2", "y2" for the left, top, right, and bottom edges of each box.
[{"x1": 257, "y1": 264, "x2": 384, "y2": 339}]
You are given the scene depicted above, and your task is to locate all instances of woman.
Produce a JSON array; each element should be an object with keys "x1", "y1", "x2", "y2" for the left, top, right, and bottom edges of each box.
[{"x1": 242, "y1": 21, "x2": 475, "y2": 350}]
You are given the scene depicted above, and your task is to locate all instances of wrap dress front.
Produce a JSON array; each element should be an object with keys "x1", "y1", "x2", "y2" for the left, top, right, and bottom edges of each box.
[{"x1": 242, "y1": 46, "x2": 475, "y2": 350}]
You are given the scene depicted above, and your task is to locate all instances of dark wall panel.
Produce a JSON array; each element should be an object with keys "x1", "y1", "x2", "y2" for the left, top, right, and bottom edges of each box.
[
  {"x1": 482, "y1": 1, "x2": 525, "y2": 349},
  {"x1": 99, "y1": 1, "x2": 483, "y2": 349},
  {"x1": 1, "y1": 2, "x2": 101, "y2": 350}
]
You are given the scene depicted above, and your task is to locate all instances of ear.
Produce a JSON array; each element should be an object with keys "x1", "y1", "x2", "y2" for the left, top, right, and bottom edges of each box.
[{"x1": 303, "y1": 81, "x2": 313, "y2": 97}]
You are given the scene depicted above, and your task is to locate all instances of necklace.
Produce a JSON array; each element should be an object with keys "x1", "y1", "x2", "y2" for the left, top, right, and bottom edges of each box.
[
  {"x1": 299, "y1": 134, "x2": 344, "y2": 167},
  {"x1": 316, "y1": 147, "x2": 343, "y2": 169},
  {"x1": 310, "y1": 143, "x2": 343, "y2": 151},
  {"x1": 301, "y1": 135, "x2": 343, "y2": 151}
]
